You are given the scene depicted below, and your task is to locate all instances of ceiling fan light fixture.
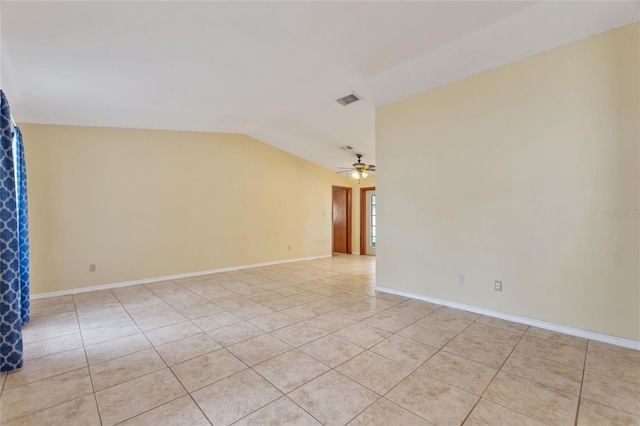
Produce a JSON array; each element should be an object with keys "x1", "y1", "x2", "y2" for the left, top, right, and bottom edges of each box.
[
  {"x1": 336, "y1": 153, "x2": 374, "y2": 181},
  {"x1": 351, "y1": 170, "x2": 368, "y2": 180}
]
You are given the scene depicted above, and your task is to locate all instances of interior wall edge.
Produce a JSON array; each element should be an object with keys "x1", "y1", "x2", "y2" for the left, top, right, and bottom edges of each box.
[
  {"x1": 31, "y1": 254, "x2": 332, "y2": 299},
  {"x1": 375, "y1": 286, "x2": 640, "y2": 351}
]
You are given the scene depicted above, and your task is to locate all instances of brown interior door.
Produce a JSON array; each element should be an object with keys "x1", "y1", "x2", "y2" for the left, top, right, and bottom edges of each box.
[{"x1": 333, "y1": 188, "x2": 348, "y2": 253}]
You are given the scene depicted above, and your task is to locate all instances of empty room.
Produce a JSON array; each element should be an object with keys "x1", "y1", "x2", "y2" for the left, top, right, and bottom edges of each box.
[{"x1": 1, "y1": 1, "x2": 638, "y2": 425}]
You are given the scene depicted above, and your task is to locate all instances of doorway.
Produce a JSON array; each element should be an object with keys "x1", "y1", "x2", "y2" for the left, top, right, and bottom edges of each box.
[
  {"x1": 332, "y1": 186, "x2": 352, "y2": 254},
  {"x1": 360, "y1": 187, "x2": 376, "y2": 256}
]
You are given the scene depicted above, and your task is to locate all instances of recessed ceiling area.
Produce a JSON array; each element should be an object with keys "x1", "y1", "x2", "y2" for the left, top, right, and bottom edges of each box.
[{"x1": 1, "y1": 1, "x2": 638, "y2": 170}]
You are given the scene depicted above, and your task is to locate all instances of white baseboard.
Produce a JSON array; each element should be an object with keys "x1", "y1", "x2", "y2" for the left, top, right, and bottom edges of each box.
[
  {"x1": 376, "y1": 286, "x2": 640, "y2": 350},
  {"x1": 31, "y1": 255, "x2": 332, "y2": 299}
]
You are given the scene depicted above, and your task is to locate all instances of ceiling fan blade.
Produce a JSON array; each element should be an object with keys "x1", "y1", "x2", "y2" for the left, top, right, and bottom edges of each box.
[
  {"x1": 335, "y1": 170, "x2": 353, "y2": 174},
  {"x1": 337, "y1": 167, "x2": 354, "y2": 170},
  {"x1": 363, "y1": 164, "x2": 375, "y2": 170}
]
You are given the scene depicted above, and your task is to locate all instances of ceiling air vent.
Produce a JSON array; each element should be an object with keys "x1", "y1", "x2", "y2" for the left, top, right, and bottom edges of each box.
[
  {"x1": 340, "y1": 145, "x2": 354, "y2": 151},
  {"x1": 336, "y1": 93, "x2": 361, "y2": 106}
]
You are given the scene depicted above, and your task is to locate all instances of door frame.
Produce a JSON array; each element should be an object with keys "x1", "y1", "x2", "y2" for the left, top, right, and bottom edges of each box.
[
  {"x1": 332, "y1": 185, "x2": 352, "y2": 254},
  {"x1": 360, "y1": 186, "x2": 376, "y2": 255}
]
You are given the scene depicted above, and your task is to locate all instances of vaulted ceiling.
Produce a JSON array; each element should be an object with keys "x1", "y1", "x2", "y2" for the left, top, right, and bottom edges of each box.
[{"x1": 1, "y1": 1, "x2": 637, "y2": 170}]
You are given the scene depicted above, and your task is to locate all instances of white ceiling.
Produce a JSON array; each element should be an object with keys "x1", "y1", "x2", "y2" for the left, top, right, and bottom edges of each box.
[{"x1": 1, "y1": 1, "x2": 638, "y2": 171}]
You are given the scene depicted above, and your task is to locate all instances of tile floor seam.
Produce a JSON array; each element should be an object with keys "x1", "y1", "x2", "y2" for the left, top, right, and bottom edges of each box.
[
  {"x1": 89, "y1": 301, "x2": 179, "y2": 404},
  {"x1": 342, "y1": 394, "x2": 384, "y2": 426},
  {"x1": 579, "y1": 369, "x2": 640, "y2": 417},
  {"x1": 355, "y1": 348, "x2": 438, "y2": 422},
  {"x1": 72, "y1": 293, "x2": 98, "y2": 389},
  {"x1": 574, "y1": 339, "x2": 589, "y2": 426},
  {"x1": 516, "y1": 335, "x2": 588, "y2": 368},
  {"x1": 277, "y1": 394, "x2": 334, "y2": 426},
  {"x1": 582, "y1": 363, "x2": 640, "y2": 387},
  {"x1": 330, "y1": 367, "x2": 384, "y2": 399},
  {"x1": 406, "y1": 311, "x2": 489, "y2": 390},
  {"x1": 481, "y1": 375, "x2": 577, "y2": 425},
  {"x1": 475, "y1": 398, "x2": 556, "y2": 426},
  {"x1": 165, "y1": 343, "x2": 225, "y2": 366},
  {"x1": 459, "y1": 396, "x2": 483, "y2": 425},
  {"x1": 169, "y1": 347, "x2": 251, "y2": 394},
  {"x1": 287, "y1": 369, "x2": 375, "y2": 425},
  {"x1": 473, "y1": 323, "x2": 549, "y2": 424},
  {"x1": 90, "y1": 364, "x2": 179, "y2": 397},
  {"x1": 249, "y1": 362, "x2": 297, "y2": 394},
  {"x1": 586, "y1": 346, "x2": 639, "y2": 361},
  {"x1": 10, "y1": 257, "x2": 637, "y2": 426},
  {"x1": 0, "y1": 372, "x2": 6, "y2": 396},
  {"x1": 366, "y1": 336, "x2": 436, "y2": 373},
  {"x1": 577, "y1": 395, "x2": 640, "y2": 419},
  {"x1": 524, "y1": 329, "x2": 589, "y2": 350},
  {"x1": 18, "y1": 331, "x2": 84, "y2": 360},
  {"x1": 1, "y1": 393, "x2": 100, "y2": 426},
  {"x1": 87, "y1": 343, "x2": 155, "y2": 368},
  {"x1": 185, "y1": 393, "x2": 214, "y2": 426},
  {"x1": 302, "y1": 336, "x2": 366, "y2": 370},
  {"x1": 495, "y1": 364, "x2": 582, "y2": 398},
  {"x1": 25, "y1": 326, "x2": 80, "y2": 338},
  {"x1": 111, "y1": 394, "x2": 188, "y2": 425},
  {"x1": 4, "y1": 363, "x2": 90, "y2": 393},
  {"x1": 68, "y1": 295, "x2": 103, "y2": 426}
]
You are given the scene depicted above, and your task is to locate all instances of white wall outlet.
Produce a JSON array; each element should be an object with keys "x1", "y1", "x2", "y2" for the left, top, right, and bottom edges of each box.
[
  {"x1": 495, "y1": 280, "x2": 502, "y2": 291},
  {"x1": 457, "y1": 274, "x2": 465, "y2": 286},
  {"x1": 89, "y1": 264, "x2": 96, "y2": 272},
  {"x1": 288, "y1": 245, "x2": 292, "y2": 251}
]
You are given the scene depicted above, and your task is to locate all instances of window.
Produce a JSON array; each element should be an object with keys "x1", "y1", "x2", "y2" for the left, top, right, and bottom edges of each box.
[{"x1": 370, "y1": 194, "x2": 376, "y2": 248}]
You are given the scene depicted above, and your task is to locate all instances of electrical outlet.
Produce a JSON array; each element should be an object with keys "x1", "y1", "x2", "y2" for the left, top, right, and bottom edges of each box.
[
  {"x1": 457, "y1": 274, "x2": 465, "y2": 286},
  {"x1": 288, "y1": 245, "x2": 292, "y2": 251},
  {"x1": 494, "y1": 280, "x2": 502, "y2": 291},
  {"x1": 89, "y1": 264, "x2": 96, "y2": 272}
]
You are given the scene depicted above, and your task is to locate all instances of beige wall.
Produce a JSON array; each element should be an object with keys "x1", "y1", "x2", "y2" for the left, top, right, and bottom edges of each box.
[
  {"x1": 21, "y1": 124, "x2": 364, "y2": 294},
  {"x1": 376, "y1": 23, "x2": 639, "y2": 340}
]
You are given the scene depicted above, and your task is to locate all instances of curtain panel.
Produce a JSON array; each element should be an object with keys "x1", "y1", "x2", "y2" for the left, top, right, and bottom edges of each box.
[{"x1": 0, "y1": 90, "x2": 30, "y2": 372}]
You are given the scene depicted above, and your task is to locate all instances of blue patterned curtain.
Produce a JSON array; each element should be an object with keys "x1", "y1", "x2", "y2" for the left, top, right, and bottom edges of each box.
[{"x1": 0, "y1": 90, "x2": 30, "y2": 372}]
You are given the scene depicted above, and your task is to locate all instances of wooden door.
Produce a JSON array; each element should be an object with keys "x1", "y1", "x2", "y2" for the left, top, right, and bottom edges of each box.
[{"x1": 332, "y1": 187, "x2": 351, "y2": 253}]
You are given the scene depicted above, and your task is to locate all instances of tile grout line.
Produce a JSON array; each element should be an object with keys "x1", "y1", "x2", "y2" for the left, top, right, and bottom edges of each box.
[
  {"x1": 72, "y1": 293, "x2": 105, "y2": 426},
  {"x1": 293, "y1": 369, "x2": 373, "y2": 426},
  {"x1": 232, "y1": 367, "x2": 323, "y2": 426},
  {"x1": 7, "y1": 295, "x2": 106, "y2": 426},
  {"x1": 471, "y1": 322, "x2": 568, "y2": 425},
  {"x1": 13, "y1": 257, "x2": 636, "y2": 426},
  {"x1": 0, "y1": 371, "x2": 6, "y2": 397},
  {"x1": 574, "y1": 339, "x2": 589, "y2": 425},
  {"x1": 108, "y1": 289, "x2": 204, "y2": 426},
  {"x1": 460, "y1": 316, "x2": 529, "y2": 425},
  {"x1": 102, "y1": 291, "x2": 183, "y2": 425},
  {"x1": 330, "y1": 306, "x2": 471, "y2": 424},
  {"x1": 9, "y1": 259, "x2": 368, "y2": 424},
  {"x1": 185, "y1": 393, "x2": 214, "y2": 426},
  {"x1": 577, "y1": 396, "x2": 640, "y2": 419},
  {"x1": 382, "y1": 310, "x2": 482, "y2": 424},
  {"x1": 514, "y1": 334, "x2": 589, "y2": 368}
]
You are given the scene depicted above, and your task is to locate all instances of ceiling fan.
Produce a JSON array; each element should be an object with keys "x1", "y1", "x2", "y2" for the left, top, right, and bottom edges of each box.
[{"x1": 336, "y1": 154, "x2": 375, "y2": 180}]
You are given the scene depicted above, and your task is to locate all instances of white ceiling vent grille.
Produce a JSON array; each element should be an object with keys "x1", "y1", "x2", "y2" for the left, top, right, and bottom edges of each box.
[{"x1": 336, "y1": 93, "x2": 361, "y2": 106}]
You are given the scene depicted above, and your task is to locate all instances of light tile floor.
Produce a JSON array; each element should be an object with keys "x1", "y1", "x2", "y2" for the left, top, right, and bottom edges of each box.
[{"x1": 1, "y1": 255, "x2": 639, "y2": 425}]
